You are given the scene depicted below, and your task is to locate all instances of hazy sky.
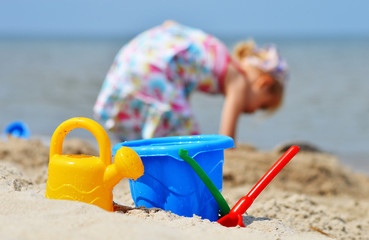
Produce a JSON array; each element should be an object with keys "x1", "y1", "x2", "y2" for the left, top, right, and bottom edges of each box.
[{"x1": 1, "y1": 0, "x2": 368, "y2": 37}]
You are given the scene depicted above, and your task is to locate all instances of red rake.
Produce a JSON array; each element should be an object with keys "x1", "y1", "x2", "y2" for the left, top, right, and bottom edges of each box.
[{"x1": 217, "y1": 145, "x2": 300, "y2": 227}]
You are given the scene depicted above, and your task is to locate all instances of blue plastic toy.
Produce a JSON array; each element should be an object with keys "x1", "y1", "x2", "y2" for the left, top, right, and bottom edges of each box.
[
  {"x1": 112, "y1": 135, "x2": 235, "y2": 221},
  {"x1": 3, "y1": 121, "x2": 31, "y2": 139}
]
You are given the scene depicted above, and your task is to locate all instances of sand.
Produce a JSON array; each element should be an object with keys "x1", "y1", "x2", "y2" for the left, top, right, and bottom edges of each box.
[{"x1": 0, "y1": 138, "x2": 368, "y2": 240}]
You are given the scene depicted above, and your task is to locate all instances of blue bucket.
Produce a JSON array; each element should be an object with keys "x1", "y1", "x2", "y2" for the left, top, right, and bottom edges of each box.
[{"x1": 112, "y1": 135, "x2": 234, "y2": 221}]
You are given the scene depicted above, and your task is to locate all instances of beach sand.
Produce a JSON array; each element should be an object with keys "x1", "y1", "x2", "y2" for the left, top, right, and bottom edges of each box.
[{"x1": 0, "y1": 138, "x2": 368, "y2": 240}]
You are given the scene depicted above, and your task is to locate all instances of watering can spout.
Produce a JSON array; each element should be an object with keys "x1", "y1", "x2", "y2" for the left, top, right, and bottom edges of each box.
[{"x1": 104, "y1": 147, "x2": 144, "y2": 189}]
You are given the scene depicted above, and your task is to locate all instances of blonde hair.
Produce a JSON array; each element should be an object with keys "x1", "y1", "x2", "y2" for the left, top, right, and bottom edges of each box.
[
  {"x1": 233, "y1": 39, "x2": 288, "y2": 84},
  {"x1": 267, "y1": 79, "x2": 284, "y2": 114},
  {"x1": 234, "y1": 40, "x2": 286, "y2": 114},
  {"x1": 233, "y1": 40, "x2": 261, "y2": 60}
]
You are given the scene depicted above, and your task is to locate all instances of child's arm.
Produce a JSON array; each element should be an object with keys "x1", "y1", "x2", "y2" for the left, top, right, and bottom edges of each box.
[
  {"x1": 219, "y1": 95, "x2": 241, "y2": 139},
  {"x1": 219, "y1": 68, "x2": 247, "y2": 140}
]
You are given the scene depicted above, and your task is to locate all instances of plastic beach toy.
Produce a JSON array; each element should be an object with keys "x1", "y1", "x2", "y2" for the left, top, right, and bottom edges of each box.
[
  {"x1": 178, "y1": 149, "x2": 230, "y2": 217},
  {"x1": 45, "y1": 117, "x2": 144, "y2": 211},
  {"x1": 3, "y1": 121, "x2": 30, "y2": 139},
  {"x1": 217, "y1": 145, "x2": 300, "y2": 227},
  {"x1": 113, "y1": 135, "x2": 235, "y2": 221}
]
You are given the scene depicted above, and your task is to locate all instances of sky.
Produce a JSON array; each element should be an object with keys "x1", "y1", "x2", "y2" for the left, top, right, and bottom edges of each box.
[{"x1": 0, "y1": 0, "x2": 368, "y2": 38}]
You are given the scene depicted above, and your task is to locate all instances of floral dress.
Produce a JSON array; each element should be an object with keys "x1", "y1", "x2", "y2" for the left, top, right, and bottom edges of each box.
[{"x1": 94, "y1": 22, "x2": 230, "y2": 140}]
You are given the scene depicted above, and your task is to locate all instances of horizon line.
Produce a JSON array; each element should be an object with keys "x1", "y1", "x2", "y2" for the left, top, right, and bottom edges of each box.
[{"x1": 1, "y1": 32, "x2": 369, "y2": 41}]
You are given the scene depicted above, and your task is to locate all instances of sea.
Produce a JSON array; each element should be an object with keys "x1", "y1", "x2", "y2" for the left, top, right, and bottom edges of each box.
[{"x1": 1, "y1": 36, "x2": 368, "y2": 174}]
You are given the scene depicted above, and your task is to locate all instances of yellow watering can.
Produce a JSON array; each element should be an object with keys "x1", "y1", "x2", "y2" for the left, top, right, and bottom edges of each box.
[{"x1": 45, "y1": 117, "x2": 144, "y2": 211}]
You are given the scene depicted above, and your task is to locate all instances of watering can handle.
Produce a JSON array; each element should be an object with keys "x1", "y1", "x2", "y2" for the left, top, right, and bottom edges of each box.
[{"x1": 49, "y1": 117, "x2": 111, "y2": 166}]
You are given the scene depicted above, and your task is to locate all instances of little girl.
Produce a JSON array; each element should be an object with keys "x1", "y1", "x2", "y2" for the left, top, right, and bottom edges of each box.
[{"x1": 94, "y1": 21, "x2": 288, "y2": 141}]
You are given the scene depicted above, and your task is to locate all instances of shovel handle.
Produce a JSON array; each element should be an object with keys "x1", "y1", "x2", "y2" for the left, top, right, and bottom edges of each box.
[{"x1": 232, "y1": 145, "x2": 300, "y2": 215}]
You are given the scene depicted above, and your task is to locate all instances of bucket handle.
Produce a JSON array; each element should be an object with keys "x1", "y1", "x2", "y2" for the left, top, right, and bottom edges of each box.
[{"x1": 49, "y1": 117, "x2": 111, "y2": 166}]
